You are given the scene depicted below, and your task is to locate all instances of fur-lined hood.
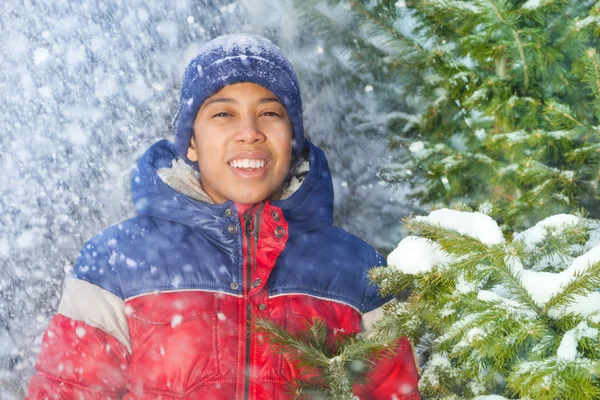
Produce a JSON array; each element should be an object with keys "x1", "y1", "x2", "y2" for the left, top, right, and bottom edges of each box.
[
  {"x1": 130, "y1": 139, "x2": 334, "y2": 235},
  {"x1": 155, "y1": 151, "x2": 309, "y2": 205}
]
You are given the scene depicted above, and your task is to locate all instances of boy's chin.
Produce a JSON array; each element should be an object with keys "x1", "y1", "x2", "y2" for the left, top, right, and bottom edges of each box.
[{"x1": 226, "y1": 187, "x2": 283, "y2": 205}]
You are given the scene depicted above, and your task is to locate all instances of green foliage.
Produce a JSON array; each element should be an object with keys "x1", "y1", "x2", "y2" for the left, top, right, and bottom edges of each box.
[
  {"x1": 253, "y1": 317, "x2": 395, "y2": 399},
  {"x1": 370, "y1": 208, "x2": 600, "y2": 398},
  {"x1": 304, "y1": 0, "x2": 600, "y2": 230}
]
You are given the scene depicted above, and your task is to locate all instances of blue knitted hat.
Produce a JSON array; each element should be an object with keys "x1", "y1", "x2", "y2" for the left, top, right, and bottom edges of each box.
[{"x1": 174, "y1": 34, "x2": 304, "y2": 169}]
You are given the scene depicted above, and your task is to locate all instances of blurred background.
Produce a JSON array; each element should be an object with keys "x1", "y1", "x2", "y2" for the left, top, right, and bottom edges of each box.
[{"x1": 0, "y1": 1, "x2": 412, "y2": 395}]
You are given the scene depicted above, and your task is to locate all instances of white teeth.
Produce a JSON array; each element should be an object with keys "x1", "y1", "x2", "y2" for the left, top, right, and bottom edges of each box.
[{"x1": 230, "y1": 159, "x2": 266, "y2": 169}]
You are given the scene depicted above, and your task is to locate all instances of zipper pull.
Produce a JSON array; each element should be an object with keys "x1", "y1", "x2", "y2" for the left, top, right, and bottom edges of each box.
[{"x1": 243, "y1": 213, "x2": 253, "y2": 234}]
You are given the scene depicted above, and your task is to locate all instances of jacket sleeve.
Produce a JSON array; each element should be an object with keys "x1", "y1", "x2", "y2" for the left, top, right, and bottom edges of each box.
[
  {"x1": 26, "y1": 233, "x2": 131, "y2": 399},
  {"x1": 353, "y1": 250, "x2": 421, "y2": 400}
]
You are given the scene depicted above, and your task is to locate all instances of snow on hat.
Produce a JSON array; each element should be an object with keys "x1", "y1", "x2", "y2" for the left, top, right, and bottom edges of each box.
[{"x1": 173, "y1": 34, "x2": 304, "y2": 169}]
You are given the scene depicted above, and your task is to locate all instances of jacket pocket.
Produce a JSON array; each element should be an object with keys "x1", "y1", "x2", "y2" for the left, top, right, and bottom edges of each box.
[
  {"x1": 127, "y1": 291, "x2": 220, "y2": 395},
  {"x1": 279, "y1": 295, "x2": 362, "y2": 380}
]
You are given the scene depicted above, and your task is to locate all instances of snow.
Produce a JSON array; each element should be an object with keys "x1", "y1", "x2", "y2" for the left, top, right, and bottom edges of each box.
[
  {"x1": 429, "y1": 0, "x2": 480, "y2": 14},
  {"x1": 64, "y1": 124, "x2": 88, "y2": 146},
  {"x1": 494, "y1": 130, "x2": 528, "y2": 143},
  {"x1": 15, "y1": 231, "x2": 36, "y2": 249},
  {"x1": 468, "y1": 88, "x2": 487, "y2": 103},
  {"x1": 0, "y1": 237, "x2": 9, "y2": 258},
  {"x1": 513, "y1": 244, "x2": 600, "y2": 308},
  {"x1": 466, "y1": 327, "x2": 486, "y2": 343},
  {"x1": 469, "y1": 380, "x2": 485, "y2": 395},
  {"x1": 498, "y1": 163, "x2": 519, "y2": 175},
  {"x1": 475, "y1": 128, "x2": 487, "y2": 140},
  {"x1": 199, "y1": 33, "x2": 277, "y2": 56},
  {"x1": 420, "y1": 353, "x2": 452, "y2": 387},
  {"x1": 65, "y1": 44, "x2": 86, "y2": 65},
  {"x1": 522, "y1": 0, "x2": 542, "y2": 10},
  {"x1": 478, "y1": 202, "x2": 493, "y2": 215},
  {"x1": 547, "y1": 130, "x2": 570, "y2": 139},
  {"x1": 414, "y1": 209, "x2": 505, "y2": 245},
  {"x1": 560, "y1": 170, "x2": 575, "y2": 180},
  {"x1": 513, "y1": 214, "x2": 580, "y2": 248},
  {"x1": 549, "y1": 292, "x2": 600, "y2": 318},
  {"x1": 171, "y1": 315, "x2": 183, "y2": 328},
  {"x1": 456, "y1": 274, "x2": 477, "y2": 293},
  {"x1": 156, "y1": 21, "x2": 179, "y2": 42},
  {"x1": 519, "y1": 269, "x2": 565, "y2": 307},
  {"x1": 409, "y1": 141, "x2": 425, "y2": 153},
  {"x1": 75, "y1": 327, "x2": 86, "y2": 338},
  {"x1": 477, "y1": 290, "x2": 537, "y2": 318},
  {"x1": 575, "y1": 15, "x2": 600, "y2": 30},
  {"x1": 556, "y1": 321, "x2": 598, "y2": 361},
  {"x1": 33, "y1": 47, "x2": 50, "y2": 65},
  {"x1": 387, "y1": 236, "x2": 450, "y2": 274}
]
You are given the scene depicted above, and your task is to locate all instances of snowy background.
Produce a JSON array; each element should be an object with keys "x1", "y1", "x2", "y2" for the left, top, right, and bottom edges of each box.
[{"x1": 0, "y1": 0, "x2": 410, "y2": 395}]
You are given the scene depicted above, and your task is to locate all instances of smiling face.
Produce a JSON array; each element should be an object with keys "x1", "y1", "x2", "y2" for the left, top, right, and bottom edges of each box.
[{"x1": 186, "y1": 82, "x2": 293, "y2": 204}]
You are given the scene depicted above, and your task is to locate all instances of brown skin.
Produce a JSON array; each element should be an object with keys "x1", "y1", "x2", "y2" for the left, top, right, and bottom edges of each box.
[{"x1": 187, "y1": 82, "x2": 293, "y2": 204}]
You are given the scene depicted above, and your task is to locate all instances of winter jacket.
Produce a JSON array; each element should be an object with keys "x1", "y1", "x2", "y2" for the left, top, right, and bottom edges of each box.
[{"x1": 26, "y1": 139, "x2": 420, "y2": 399}]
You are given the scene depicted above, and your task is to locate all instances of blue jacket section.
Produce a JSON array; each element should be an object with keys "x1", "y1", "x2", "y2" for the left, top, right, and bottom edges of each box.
[{"x1": 73, "y1": 140, "x2": 388, "y2": 313}]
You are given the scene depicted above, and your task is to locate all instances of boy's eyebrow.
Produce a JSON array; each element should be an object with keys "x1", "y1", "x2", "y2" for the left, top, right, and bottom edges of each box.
[
  {"x1": 203, "y1": 97, "x2": 236, "y2": 107},
  {"x1": 203, "y1": 97, "x2": 283, "y2": 107},
  {"x1": 258, "y1": 97, "x2": 283, "y2": 105}
]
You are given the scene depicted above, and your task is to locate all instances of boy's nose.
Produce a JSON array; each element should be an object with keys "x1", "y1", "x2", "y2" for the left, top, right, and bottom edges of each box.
[{"x1": 234, "y1": 117, "x2": 265, "y2": 143}]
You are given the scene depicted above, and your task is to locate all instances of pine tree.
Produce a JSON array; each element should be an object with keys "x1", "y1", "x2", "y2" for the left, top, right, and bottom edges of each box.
[
  {"x1": 369, "y1": 205, "x2": 600, "y2": 399},
  {"x1": 302, "y1": 0, "x2": 600, "y2": 231}
]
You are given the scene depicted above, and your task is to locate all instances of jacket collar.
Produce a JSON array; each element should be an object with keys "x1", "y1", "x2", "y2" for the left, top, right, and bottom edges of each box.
[{"x1": 131, "y1": 139, "x2": 334, "y2": 235}]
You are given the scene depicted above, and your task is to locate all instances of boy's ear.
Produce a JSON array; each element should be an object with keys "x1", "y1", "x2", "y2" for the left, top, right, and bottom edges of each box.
[{"x1": 187, "y1": 135, "x2": 199, "y2": 162}]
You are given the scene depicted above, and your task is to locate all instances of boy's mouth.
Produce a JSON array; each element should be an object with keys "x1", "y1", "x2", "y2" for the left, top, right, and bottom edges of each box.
[
  {"x1": 227, "y1": 152, "x2": 271, "y2": 179},
  {"x1": 228, "y1": 159, "x2": 267, "y2": 169}
]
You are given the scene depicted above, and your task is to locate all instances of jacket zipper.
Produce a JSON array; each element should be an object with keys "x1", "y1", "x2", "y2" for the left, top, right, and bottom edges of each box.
[{"x1": 242, "y1": 203, "x2": 263, "y2": 400}]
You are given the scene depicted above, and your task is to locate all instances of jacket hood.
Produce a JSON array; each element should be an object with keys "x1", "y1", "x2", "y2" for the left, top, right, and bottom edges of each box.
[{"x1": 131, "y1": 139, "x2": 334, "y2": 235}]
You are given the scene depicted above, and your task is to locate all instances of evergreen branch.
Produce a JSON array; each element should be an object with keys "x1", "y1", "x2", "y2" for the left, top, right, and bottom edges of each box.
[
  {"x1": 522, "y1": 221, "x2": 589, "y2": 271},
  {"x1": 253, "y1": 318, "x2": 331, "y2": 368},
  {"x1": 299, "y1": 2, "x2": 390, "y2": 69},
  {"x1": 583, "y1": 47, "x2": 600, "y2": 108},
  {"x1": 545, "y1": 101, "x2": 584, "y2": 129},
  {"x1": 339, "y1": 336, "x2": 395, "y2": 364},
  {"x1": 544, "y1": 260, "x2": 600, "y2": 312},
  {"x1": 370, "y1": 296, "x2": 429, "y2": 342},
  {"x1": 496, "y1": 258, "x2": 545, "y2": 314},
  {"x1": 476, "y1": 317, "x2": 546, "y2": 374},
  {"x1": 509, "y1": 357, "x2": 600, "y2": 399},
  {"x1": 310, "y1": 317, "x2": 331, "y2": 349},
  {"x1": 586, "y1": 48, "x2": 600, "y2": 97},
  {"x1": 255, "y1": 316, "x2": 393, "y2": 398},
  {"x1": 291, "y1": 379, "x2": 328, "y2": 397},
  {"x1": 567, "y1": 144, "x2": 600, "y2": 165},
  {"x1": 369, "y1": 265, "x2": 417, "y2": 297},
  {"x1": 486, "y1": 0, "x2": 530, "y2": 90},
  {"x1": 351, "y1": 1, "x2": 427, "y2": 56},
  {"x1": 407, "y1": 219, "x2": 504, "y2": 260},
  {"x1": 595, "y1": 165, "x2": 600, "y2": 202},
  {"x1": 512, "y1": 29, "x2": 530, "y2": 91}
]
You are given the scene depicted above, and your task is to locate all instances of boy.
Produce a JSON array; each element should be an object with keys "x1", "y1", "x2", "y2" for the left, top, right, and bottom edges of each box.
[{"x1": 26, "y1": 34, "x2": 419, "y2": 399}]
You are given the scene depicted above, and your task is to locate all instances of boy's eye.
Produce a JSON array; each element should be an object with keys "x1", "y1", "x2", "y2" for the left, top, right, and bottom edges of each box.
[
  {"x1": 212, "y1": 112, "x2": 232, "y2": 118},
  {"x1": 261, "y1": 111, "x2": 281, "y2": 117}
]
